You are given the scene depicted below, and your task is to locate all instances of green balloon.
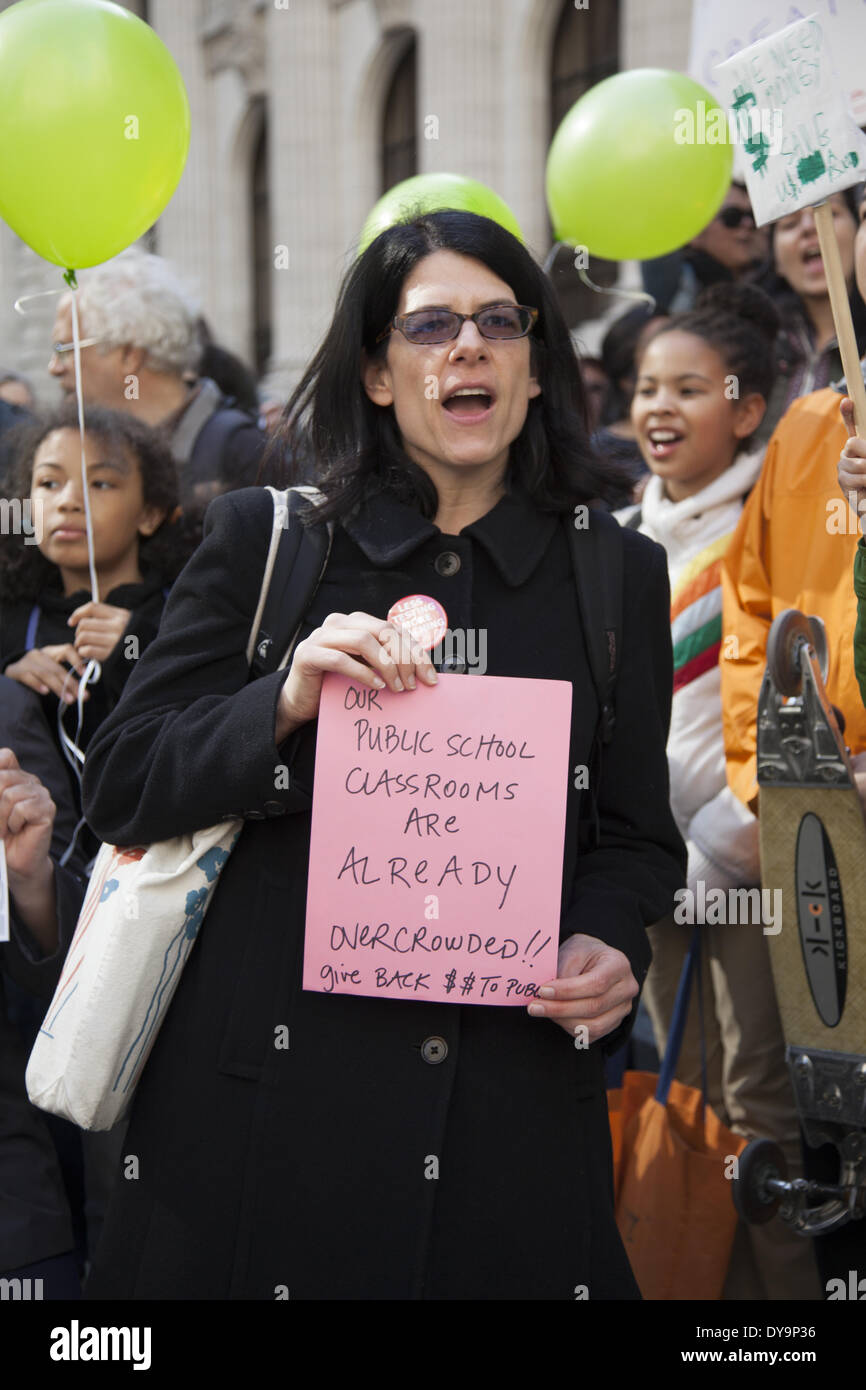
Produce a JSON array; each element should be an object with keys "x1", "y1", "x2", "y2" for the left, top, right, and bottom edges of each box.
[
  {"x1": 0, "y1": 0, "x2": 190, "y2": 269},
  {"x1": 546, "y1": 69, "x2": 734, "y2": 261},
  {"x1": 359, "y1": 173, "x2": 523, "y2": 254}
]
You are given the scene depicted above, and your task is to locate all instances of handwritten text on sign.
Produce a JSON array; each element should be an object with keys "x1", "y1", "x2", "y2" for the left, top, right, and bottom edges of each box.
[
  {"x1": 689, "y1": 0, "x2": 866, "y2": 125},
  {"x1": 303, "y1": 673, "x2": 572, "y2": 1004},
  {"x1": 716, "y1": 14, "x2": 866, "y2": 224}
]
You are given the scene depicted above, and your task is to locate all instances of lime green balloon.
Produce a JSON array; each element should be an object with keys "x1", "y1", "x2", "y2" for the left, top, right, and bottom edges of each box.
[
  {"x1": 0, "y1": 0, "x2": 190, "y2": 269},
  {"x1": 546, "y1": 69, "x2": 733, "y2": 261},
  {"x1": 359, "y1": 173, "x2": 523, "y2": 254}
]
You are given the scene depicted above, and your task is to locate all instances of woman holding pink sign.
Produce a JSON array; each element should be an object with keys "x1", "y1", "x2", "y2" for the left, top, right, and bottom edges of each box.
[{"x1": 81, "y1": 211, "x2": 686, "y2": 1301}]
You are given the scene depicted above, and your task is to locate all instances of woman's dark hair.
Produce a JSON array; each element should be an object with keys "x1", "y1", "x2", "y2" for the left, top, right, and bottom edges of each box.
[
  {"x1": 0, "y1": 400, "x2": 186, "y2": 602},
  {"x1": 635, "y1": 281, "x2": 781, "y2": 404},
  {"x1": 261, "y1": 209, "x2": 630, "y2": 519},
  {"x1": 200, "y1": 342, "x2": 261, "y2": 416},
  {"x1": 755, "y1": 184, "x2": 866, "y2": 350},
  {"x1": 599, "y1": 304, "x2": 668, "y2": 426}
]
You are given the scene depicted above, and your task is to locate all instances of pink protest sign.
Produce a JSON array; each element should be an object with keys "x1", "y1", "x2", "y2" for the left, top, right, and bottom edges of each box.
[{"x1": 303, "y1": 672, "x2": 572, "y2": 1005}]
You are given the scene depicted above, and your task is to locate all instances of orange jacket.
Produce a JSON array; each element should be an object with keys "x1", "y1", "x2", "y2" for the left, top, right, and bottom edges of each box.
[{"x1": 721, "y1": 385, "x2": 866, "y2": 809}]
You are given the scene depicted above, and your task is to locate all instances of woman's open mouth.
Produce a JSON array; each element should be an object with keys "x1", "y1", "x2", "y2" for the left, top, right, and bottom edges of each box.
[
  {"x1": 801, "y1": 247, "x2": 824, "y2": 276},
  {"x1": 442, "y1": 387, "x2": 495, "y2": 423},
  {"x1": 647, "y1": 428, "x2": 684, "y2": 459}
]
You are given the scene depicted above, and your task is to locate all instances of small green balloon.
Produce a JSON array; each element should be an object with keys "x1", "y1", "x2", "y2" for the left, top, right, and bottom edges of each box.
[
  {"x1": 0, "y1": 0, "x2": 190, "y2": 269},
  {"x1": 546, "y1": 69, "x2": 734, "y2": 261},
  {"x1": 359, "y1": 173, "x2": 523, "y2": 254}
]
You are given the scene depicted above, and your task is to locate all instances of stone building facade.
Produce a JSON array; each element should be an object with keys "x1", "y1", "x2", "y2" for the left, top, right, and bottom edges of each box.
[{"x1": 0, "y1": 0, "x2": 692, "y2": 406}]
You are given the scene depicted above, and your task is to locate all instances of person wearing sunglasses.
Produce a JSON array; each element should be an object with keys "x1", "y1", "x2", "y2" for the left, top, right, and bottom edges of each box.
[
  {"x1": 80, "y1": 210, "x2": 685, "y2": 1301},
  {"x1": 641, "y1": 182, "x2": 768, "y2": 316}
]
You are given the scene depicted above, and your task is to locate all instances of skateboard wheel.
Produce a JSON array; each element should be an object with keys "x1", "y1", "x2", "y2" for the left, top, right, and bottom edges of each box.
[
  {"x1": 830, "y1": 704, "x2": 846, "y2": 737},
  {"x1": 767, "y1": 610, "x2": 815, "y2": 697},
  {"x1": 732, "y1": 1138, "x2": 788, "y2": 1224}
]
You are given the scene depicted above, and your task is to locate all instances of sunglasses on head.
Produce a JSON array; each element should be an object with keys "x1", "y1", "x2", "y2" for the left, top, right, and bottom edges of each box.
[{"x1": 717, "y1": 206, "x2": 756, "y2": 229}]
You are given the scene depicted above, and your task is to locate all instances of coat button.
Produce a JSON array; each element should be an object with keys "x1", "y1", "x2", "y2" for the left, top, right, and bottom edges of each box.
[
  {"x1": 263, "y1": 800, "x2": 286, "y2": 815},
  {"x1": 439, "y1": 657, "x2": 467, "y2": 674},
  {"x1": 421, "y1": 1035, "x2": 448, "y2": 1064},
  {"x1": 245, "y1": 810, "x2": 266, "y2": 820},
  {"x1": 434, "y1": 550, "x2": 461, "y2": 577}
]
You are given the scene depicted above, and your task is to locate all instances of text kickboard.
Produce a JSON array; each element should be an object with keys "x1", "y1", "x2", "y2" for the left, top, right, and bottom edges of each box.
[
  {"x1": 303, "y1": 672, "x2": 572, "y2": 1004},
  {"x1": 716, "y1": 13, "x2": 866, "y2": 224}
]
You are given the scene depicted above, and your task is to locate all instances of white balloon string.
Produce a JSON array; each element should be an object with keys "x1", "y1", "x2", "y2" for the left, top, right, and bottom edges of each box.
[
  {"x1": 542, "y1": 242, "x2": 561, "y2": 276},
  {"x1": 576, "y1": 264, "x2": 656, "y2": 312},
  {"x1": 68, "y1": 288, "x2": 100, "y2": 605},
  {"x1": 13, "y1": 277, "x2": 100, "y2": 859},
  {"x1": 13, "y1": 287, "x2": 67, "y2": 316},
  {"x1": 542, "y1": 241, "x2": 657, "y2": 312},
  {"x1": 61, "y1": 286, "x2": 102, "y2": 785}
]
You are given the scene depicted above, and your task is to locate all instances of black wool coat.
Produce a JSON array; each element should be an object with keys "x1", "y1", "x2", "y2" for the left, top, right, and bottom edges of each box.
[{"x1": 80, "y1": 483, "x2": 686, "y2": 1301}]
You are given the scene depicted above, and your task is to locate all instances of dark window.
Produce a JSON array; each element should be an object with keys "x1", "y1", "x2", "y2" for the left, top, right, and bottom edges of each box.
[
  {"x1": 548, "y1": 0, "x2": 620, "y2": 331},
  {"x1": 381, "y1": 33, "x2": 417, "y2": 193},
  {"x1": 252, "y1": 107, "x2": 271, "y2": 377}
]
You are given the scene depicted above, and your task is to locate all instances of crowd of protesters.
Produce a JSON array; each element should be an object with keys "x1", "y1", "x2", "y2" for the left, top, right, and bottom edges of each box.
[{"x1": 1, "y1": 186, "x2": 866, "y2": 1301}]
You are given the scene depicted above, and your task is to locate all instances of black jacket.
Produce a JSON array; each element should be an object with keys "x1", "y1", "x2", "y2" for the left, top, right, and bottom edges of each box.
[
  {"x1": 168, "y1": 376, "x2": 266, "y2": 545},
  {"x1": 80, "y1": 483, "x2": 686, "y2": 1300},
  {"x1": 1, "y1": 859, "x2": 87, "y2": 1273},
  {"x1": 1, "y1": 571, "x2": 169, "y2": 865},
  {"x1": 1, "y1": 569, "x2": 168, "y2": 741}
]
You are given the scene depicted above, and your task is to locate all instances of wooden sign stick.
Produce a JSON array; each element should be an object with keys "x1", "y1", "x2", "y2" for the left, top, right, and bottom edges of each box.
[{"x1": 814, "y1": 199, "x2": 866, "y2": 437}]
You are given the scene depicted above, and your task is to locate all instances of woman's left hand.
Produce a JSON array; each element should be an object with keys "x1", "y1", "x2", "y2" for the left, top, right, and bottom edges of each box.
[
  {"x1": 837, "y1": 397, "x2": 866, "y2": 531},
  {"x1": 527, "y1": 933, "x2": 639, "y2": 1042},
  {"x1": 68, "y1": 601, "x2": 132, "y2": 662}
]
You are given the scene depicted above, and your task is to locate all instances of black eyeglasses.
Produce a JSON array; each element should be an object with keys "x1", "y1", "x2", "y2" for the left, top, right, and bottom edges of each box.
[
  {"x1": 717, "y1": 206, "x2": 756, "y2": 229},
  {"x1": 376, "y1": 304, "x2": 538, "y2": 345}
]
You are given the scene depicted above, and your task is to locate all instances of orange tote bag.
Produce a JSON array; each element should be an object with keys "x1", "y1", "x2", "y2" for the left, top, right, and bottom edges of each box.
[{"x1": 609, "y1": 929, "x2": 747, "y2": 1300}]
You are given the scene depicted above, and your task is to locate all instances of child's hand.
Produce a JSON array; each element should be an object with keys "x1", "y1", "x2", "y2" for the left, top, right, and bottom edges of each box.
[
  {"x1": 68, "y1": 601, "x2": 131, "y2": 662},
  {"x1": 838, "y1": 397, "x2": 866, "y2": 533},
  {"x1": 5, "y1": 645, "x2": 88, "y2": 702}
]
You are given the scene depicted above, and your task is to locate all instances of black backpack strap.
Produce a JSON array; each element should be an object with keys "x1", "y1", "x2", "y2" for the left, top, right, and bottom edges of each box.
[
  {"x1": 563, "y1": 506, "x2": 624, "y2": 849},
  {"x1": 188, "y1": 405, "x2": 259, "y2": 484},
  {"x1": 250, "y1": 487, "x2": 333, "y2": 679}
]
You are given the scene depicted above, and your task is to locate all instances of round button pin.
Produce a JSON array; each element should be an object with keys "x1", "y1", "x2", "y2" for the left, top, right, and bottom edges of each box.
[{"x1": 387, "y1": 593, "x2": 447, "y2": 652}]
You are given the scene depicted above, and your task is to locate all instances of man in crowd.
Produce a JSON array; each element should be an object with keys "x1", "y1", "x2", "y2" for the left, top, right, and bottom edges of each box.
[{"x1": 48, "y1": 247, "x2": 266, "y2": 542}]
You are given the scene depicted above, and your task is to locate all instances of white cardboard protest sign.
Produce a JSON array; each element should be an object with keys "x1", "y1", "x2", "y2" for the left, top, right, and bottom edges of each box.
[
  {"x1": 689, "y1": 0, "x2": 866, "y2": 125},
  {"x1": 715, "y1": 13, "x2": 866, "y2": 225}
]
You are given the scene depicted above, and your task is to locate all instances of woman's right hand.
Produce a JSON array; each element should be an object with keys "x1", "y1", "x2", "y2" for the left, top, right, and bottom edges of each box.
[
  {"x1": 4, "y1": 644, "x2": 89, "y2": 703},
  {"x1": 275, "y1": 611, "x2": 438, "y2": 743}
]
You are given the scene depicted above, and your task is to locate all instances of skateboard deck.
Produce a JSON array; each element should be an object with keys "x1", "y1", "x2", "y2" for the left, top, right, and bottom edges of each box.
[
  {"x1": 733, "y1": 611, "x2": 866, "y2": 1227},
  {"x1": 760, "y1": 784, "x2": 866, "y2": 1054},
  {"x1": 756, "y1": 610, "x2": 866, "y2": 1145}
]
